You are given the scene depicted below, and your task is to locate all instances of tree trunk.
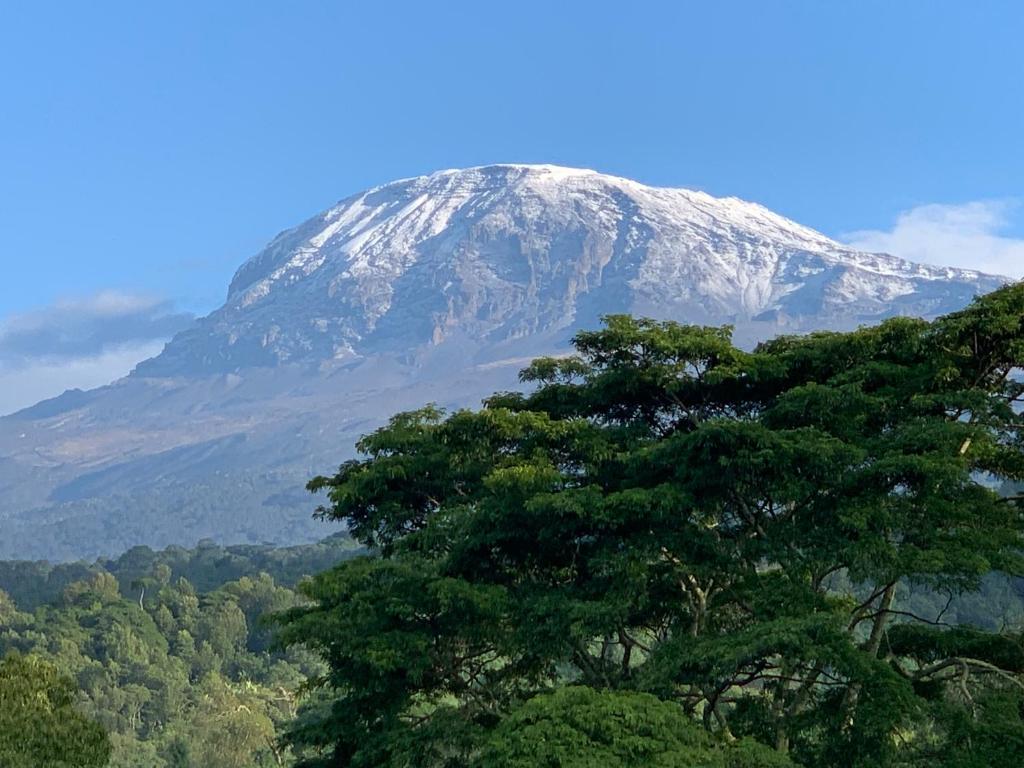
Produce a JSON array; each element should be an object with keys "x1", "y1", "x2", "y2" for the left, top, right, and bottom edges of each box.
[{"x1": 841, "y1": 582, "x2": 896, "y2": 728}]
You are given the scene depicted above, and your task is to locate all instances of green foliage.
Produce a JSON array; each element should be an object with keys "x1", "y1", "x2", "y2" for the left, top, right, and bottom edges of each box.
[
  {"x1": 0, "y1": 532, "x2": 359, "y2": 612},
  {"x1": 476, "y1": 687, "x2": 793, "y2": 768},
  {"x1": 0, "y1": 536, "x2": 361, "y2": 767},
  {"x1": 927, "y1": 689, "x2": 1024, "y2": 768},
  {"x1": 0, "y1": 652, "x2": 111, "y2": 768},
  {"x1": 279, "y1": 284, "x2": 1024, "y2": 767}
]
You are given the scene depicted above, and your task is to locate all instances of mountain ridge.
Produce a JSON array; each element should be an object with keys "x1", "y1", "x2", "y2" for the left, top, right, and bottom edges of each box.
[
  {"x1": 136, "y1": 164, "x2": 1000, "y2": 377},
  {"x1": 0, "y1": 164, "x2": 1009, "y2": 560}
]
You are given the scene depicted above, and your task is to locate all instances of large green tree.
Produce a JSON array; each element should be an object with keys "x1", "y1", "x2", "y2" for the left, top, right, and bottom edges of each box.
[{"x1": 278, "y1": 283, "x2": 1024, "y2": 767}]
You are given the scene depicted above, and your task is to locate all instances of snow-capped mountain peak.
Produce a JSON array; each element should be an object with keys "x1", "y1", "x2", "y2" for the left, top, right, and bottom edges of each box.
[{"x1": 138, "y1": 164, "x2": 1003, "y2": 376}]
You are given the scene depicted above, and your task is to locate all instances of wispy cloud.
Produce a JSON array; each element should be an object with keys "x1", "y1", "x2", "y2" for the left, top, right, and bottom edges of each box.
[
  {"x1": 0, "y1": 342, "x2": 169, "y2": 416},
  {"x1": 0, "y1": 291, "x2": 194, "y2": 365},
  {"x1": 842, "y1": 200, "x2": 1024, "y2": 279},
  {"x1": 0, "y1": 291, "x2": 194, "y2": 415}
]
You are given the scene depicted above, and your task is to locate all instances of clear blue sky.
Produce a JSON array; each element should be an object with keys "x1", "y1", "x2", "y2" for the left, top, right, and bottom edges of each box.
[{"x1": 0, "y1": 1, "x2": 1022, "y2": 411}]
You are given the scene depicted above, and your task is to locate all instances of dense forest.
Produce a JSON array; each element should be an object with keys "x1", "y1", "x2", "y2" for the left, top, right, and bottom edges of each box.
[
  {"x1": 2, "y1": 283, "x2": 1023, "y2": 767},
  {"x1": 0, "y1": 535, "x2": 361, "y2": 766}
]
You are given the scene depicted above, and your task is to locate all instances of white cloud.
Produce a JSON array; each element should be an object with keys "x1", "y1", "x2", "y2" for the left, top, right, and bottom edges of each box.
[
  {"x1": 0, "y1": 341, "x2": 168, "y2": 416},
  {"x1": 59, "y1": 290, "x2": 166, "y2": 317},
  {"x1": 0, "y1": 290, "x2": 194, "y2": 365},
  {"x1": 0, "y1": 291, "x2": 195, "y2": 415},
  {"x1": 842, "y1": 200, "x2": 1024, "y2": 279}
]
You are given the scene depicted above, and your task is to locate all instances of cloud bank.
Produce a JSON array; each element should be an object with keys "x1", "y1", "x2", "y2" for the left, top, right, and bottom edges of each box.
[
  {"x1": 842, "y1": 200, "x2": 1024, "y2": 279},
  {"x1": 0, "y1": 291, "x2": 195, "y2": 415}
]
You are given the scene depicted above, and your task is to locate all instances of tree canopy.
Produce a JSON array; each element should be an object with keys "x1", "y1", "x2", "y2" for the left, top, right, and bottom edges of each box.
[
  {"x1": 0, "y1": 653, "x2": 111, "y2": 768},
  {"x1": 0, "y1": 537, "x2": 360, "y2": 767},
  {"x1": 278, "y1": 283, "x2": 1024, "y2": 767}
]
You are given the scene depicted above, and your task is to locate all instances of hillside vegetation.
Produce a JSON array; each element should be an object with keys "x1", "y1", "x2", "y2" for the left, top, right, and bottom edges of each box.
[
  {"x1": 2, "y1": 283, "x2": 1023, "y2": 767},
  {"x1": 0, "y1": 536, "x2": 360, "y2": 767}
]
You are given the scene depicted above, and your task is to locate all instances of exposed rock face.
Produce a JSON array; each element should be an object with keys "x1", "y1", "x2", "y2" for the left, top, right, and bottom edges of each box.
[{"x1": 0, "y1": 165, "x2": 1008, "y2": 560}]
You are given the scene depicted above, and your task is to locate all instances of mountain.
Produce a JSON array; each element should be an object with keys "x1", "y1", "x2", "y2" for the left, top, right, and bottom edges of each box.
[
  {"x1": 139, "y1": 164, "x2": 997, "y2": 373},
  {"x1": 0, "y1": 165, "x2": 1007, "y2": 560}
]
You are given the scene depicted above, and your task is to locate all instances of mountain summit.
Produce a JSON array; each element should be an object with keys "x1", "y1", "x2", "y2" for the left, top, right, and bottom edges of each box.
[
  {"x1": 138, "y1": 164, "x2": 999, "y2": 376},
  {"x1": 0, "y1": 165, "x2": 1007, "y2": 560}
]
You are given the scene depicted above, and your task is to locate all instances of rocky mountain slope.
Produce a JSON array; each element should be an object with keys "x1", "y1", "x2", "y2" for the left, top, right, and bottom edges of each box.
[{"x1": 0, "y1": 165, "x2": 1007, "y2": 560}]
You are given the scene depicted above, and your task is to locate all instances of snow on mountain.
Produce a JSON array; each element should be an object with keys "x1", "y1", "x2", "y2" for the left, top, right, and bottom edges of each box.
[
  {"x1": 0, "y1": 164, "x2": 1009, "y2": 560},
  {"x1": 137, "y1": 164, "x2": 1003, "y2": 376}
]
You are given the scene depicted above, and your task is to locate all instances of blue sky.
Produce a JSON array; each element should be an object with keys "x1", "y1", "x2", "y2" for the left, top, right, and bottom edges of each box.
[{"x1": 0, "y1": 1, "x2": 1022, "y2": 411}]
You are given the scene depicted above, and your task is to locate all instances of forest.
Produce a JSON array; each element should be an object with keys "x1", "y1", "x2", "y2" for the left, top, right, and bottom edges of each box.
[
  {"x1": 0, "y1": 535, "x2": 361, "y2": 766},
  {"x1": 2, "y1": 282, "x2": 1023, "y2": 767}
]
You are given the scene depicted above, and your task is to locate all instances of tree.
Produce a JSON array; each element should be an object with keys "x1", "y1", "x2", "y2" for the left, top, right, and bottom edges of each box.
[
  {"x1": 0, "y1": 589, "x2": 22, "y2": 626},
  {"x1": 183, "y1": 675, "x2": 278, "y2": 768},
  {"x1": 476, "y1": 687, "x2": 792, "y2": 768},
  {"x1": 0, "y1": 652, "x2": 111, "y2": 768},
  {"x1": 278, "y1": 283, "x2": 1024, "y2": 767}
]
